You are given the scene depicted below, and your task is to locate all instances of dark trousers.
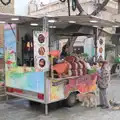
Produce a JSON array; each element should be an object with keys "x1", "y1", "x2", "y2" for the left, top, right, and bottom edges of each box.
[{"x1": 99, "y1": 88, "x2": 109, "y2": 107}]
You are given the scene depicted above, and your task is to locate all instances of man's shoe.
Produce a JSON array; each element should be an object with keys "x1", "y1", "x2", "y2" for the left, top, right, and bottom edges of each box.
[
  {"x1": 101, "y1": 106, "x2": 109, "y2": 109},
  {"x1": 97, "y1": 105, "x2": 104, "y2": 107}
]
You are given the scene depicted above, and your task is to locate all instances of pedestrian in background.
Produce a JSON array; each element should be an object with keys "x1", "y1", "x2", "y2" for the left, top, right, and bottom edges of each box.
[{"x1": 97, "y1": 61, "x2": 111, "y2": 109}]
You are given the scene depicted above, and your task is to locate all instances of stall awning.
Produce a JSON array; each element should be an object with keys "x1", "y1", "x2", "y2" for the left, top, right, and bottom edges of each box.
[
  {"x1": 0, "y1": 13, "x2": 40, "y2": 24},
  {"x1": 48, "y1": 15, "x2": 119, "y2": 28},
  {"x1": 0, "y1": 13, "x2": 118, "y2": 28}
]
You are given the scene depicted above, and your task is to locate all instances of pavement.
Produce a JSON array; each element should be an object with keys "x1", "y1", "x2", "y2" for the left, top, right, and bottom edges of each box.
[{"x1": 0, "y1": 76, "x2": 120, "y2": 120}]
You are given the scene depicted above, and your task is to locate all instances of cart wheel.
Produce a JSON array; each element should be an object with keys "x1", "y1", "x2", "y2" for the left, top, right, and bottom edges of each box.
[{"x1": 66, "y1": 93, "x2": 77, "y2": 107}]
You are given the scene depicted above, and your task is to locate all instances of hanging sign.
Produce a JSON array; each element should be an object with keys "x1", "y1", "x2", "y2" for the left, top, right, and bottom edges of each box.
[
  {"x1": 33, "y1": 31, "x2": 49, "y2": 72},
  {"x1": 97, "y1": 37, "x2": 105, "y2": 61}
]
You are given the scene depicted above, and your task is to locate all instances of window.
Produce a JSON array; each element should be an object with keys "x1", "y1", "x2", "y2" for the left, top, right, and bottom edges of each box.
[{"x1": 73, "y1": 46, "x2": 84, "y2": 54}]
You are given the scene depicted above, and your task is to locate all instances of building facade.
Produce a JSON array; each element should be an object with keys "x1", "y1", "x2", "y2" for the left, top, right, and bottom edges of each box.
[
  {"x1": 0, "y1": 0, "x2": 14, "y2": 47},
  {"x1": 14, "y1": 0, "x2": 29, "y2": 15},
  {"x1": 28, "y1": 0, "x2": 117, "y2": 59},
  {"x1": 0, "y1": 0, "x2": 14, "y2": 14}
]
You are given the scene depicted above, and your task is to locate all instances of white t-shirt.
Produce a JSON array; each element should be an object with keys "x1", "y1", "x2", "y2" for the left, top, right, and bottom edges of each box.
[{"x1": 86, "y1": 62, "x2": 91, "y2": 70}]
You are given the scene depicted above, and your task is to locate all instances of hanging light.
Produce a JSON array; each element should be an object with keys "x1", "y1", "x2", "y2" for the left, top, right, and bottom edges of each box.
[
  {"x1": 0, "y1": 21, "x2": 6, "y2": 24},
  {"x1": 90, "y1": 20, "x2": 98, "y2": 23},
  {"x1": 11, "y1": 18, "x2": 19, "y2": 21},
  {"x1": 68, "y1": 21, "x2": 76, "y2": 24},
  {"x1": 30, "y1": 23, "x2": 39, "y2": 26},
  {"x1": 48, "y1": 20, "x2": 56, "y2": 23}
]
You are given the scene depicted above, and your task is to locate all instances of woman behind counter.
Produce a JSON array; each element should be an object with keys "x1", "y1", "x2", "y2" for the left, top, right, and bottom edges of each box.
[
  {"x1": 60, "y1": 44, "x2": 69, "y2": 59},
  {"x1": 49, "y1": 44, "x2": 69, "y2": 65}
]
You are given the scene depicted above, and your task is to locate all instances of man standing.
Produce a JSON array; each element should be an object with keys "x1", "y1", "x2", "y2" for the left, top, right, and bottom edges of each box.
[{"x1": 97, "y1": 61, "x2": 110, "y2": 109}]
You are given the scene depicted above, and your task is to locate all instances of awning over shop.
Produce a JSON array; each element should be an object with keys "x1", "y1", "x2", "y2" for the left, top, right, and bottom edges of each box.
[
  {"x1": 48, "y1": 15, "x2": 119, "y2": 28},
  {"x1": 0, "y1": 13, "x2": 40, "y2": 24},
  {"x1": 0, "y1": 13, "x2": 118, "y2": 28}
]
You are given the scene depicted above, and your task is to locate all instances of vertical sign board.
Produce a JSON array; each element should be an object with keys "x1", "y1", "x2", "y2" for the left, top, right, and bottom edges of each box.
[
  {"x1": 33, "y1": 31, "x2": 49, "y2": 72},
  {"x1": 4, "y1": 24, "x2": 17, "y2": 70},
  {"x1": 97, "y1": 37, "x2": 105, "y2": 61}
]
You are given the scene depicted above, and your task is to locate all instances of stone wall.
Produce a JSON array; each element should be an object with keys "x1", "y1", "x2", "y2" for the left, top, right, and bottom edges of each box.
[{"x1": 0, "y1": 0, "x2": 14, "y2": 13}]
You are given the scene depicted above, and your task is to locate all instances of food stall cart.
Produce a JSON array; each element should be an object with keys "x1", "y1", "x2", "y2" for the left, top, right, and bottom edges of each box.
[{"x1": 0, "y1": 14, "x2": 118, "y2": 115}]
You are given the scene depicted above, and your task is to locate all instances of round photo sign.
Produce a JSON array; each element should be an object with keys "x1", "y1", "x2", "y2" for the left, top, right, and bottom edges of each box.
[
  {"x1": 38, "y1": 34, "x2": 45, "y2": 43},
  {"x1": 99, "y1": 39, "x2": 104, "y2": 45},
  {"x1": 39, "y1": 59, "x2": 46, "y2": 68},
  {"x1": 38, "y1": 47, "x2": 45, "y2": 56}
]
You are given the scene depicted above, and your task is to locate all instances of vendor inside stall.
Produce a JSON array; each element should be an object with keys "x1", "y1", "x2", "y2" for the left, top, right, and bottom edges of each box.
[{"x1": 60, "y1": 44, "x2": 69, "y2": 59}]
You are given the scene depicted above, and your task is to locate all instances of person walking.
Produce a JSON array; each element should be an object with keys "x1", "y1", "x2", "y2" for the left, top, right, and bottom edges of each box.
[{"x1": 97, "y1": 61, "x2": 111, "y2": 109}]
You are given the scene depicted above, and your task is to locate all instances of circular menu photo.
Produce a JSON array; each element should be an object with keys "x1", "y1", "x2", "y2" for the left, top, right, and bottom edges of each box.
[
  {"x1": 38, "y1": 34, "x2": 45, "y2": 43},
  {"x1": 39, "y1": 59, "x2": 46, "y2": 68},
  {"x1": 99, "y1": 47, "x2": 103, "y2": 53},
  {"x1": 99, "y1": 39, "x2": 103, "y2": 45},
  {"x1": 38, "y1": 47, "x2": 45, "y2": 56},
  {"x1": 99, "y1": 55, "x2": 103, "y2": 61}
]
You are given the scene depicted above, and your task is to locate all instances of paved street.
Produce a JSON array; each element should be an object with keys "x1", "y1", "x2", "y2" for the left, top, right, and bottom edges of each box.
[{"x1": 0, "y1": 76, "x2": 120, "y2": 120}]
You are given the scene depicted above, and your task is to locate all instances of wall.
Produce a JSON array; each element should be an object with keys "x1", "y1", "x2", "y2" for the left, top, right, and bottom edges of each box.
[
  {"x1": 0, "y1": 0, "x2": 14, "y2": 13},
  {"x1": 14, "y1": 0, "x2": 29, "y2": 15},
  {"x1": 29, "y1": 0, "x2": 117, "y2": 19}
]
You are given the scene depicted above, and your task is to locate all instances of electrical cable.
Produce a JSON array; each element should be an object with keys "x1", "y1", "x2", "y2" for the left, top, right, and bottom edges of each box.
[
  {"x1": 0, "y1": 0, "x2": 11, "y2": 6},
  {"x1": 9, "y1": 23, "x2": 16, "y2": 37}
]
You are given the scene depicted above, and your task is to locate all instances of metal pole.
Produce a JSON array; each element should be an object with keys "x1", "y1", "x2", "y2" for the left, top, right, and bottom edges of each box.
[
  {"x1": 67, "y1": 0, "x2": 70, "y2": 16},
  {"x1": 43, "y1": 17, "x2": 49, "y2": 115},
  {"x1": 94, "y1": 27, "x2": 98, "y2": 61},
  {"x1": 3, "y1": 25, "x2": 8, "y2": 102},
  {"x1": 118, "y1": 0, "x2": 120, "y2": 14},
  {"x1": 45, "y1": 104, "x2": 48, "y2": 115},
  {"x1": 117, "y1": 0, "x2": 120, "y2": 56}
]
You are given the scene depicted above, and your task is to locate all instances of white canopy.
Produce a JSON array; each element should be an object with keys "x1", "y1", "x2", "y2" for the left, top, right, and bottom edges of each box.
[
  {"x1": 0, "y1": 13, "x2": 40, "y2": 24},
  {"x1": 0, "y1": 13, "x2": 118, "y2": 28},
  {"x1": 49, "y1": 15, "x2": 119, "y2": 28}
]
